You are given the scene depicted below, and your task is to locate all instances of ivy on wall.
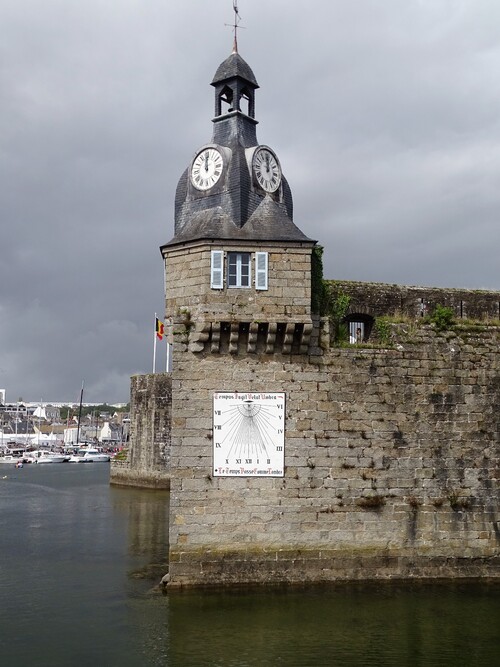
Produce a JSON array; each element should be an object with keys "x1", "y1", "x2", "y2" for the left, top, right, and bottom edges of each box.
[
  {"x1": 311, "y1": 250, "x2": 352, "y2": 345},
  {"x1": 311, "y1": 246, "x2": 329, "y2": 315}
]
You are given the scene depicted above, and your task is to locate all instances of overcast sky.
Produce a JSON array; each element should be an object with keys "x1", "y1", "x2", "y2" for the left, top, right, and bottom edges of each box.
[{"x1": 1, "y1": 0, "x2": 498, "y2": 404}]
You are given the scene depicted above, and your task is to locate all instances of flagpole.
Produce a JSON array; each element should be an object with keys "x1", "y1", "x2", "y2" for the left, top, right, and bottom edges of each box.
[
  {"x1": 153, "y1": 313, "x2": 158, "y2": 374},
  {"x1": 166, "y1": 330, "x2": 170, "y2": 372}
]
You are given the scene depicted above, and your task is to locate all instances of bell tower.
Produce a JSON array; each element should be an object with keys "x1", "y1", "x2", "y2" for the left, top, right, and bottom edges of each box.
[
  {"x1": 161, "y1": 47, "x2": 315, "y2": 354},
  {"x1": 212, "y1": 49, "x2": 258, "y2": 126},
  {"x1": 161, "y1": 38, "x2": 316, "y2": 586}
]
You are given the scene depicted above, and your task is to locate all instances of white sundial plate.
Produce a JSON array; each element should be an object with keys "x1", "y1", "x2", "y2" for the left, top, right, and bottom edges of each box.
[{"x1": 213, "y1": 392, "x2": 285, "y2": 477}]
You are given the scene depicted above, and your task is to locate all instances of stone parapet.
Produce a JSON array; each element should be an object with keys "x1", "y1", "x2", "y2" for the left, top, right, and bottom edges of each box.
[{"x1": 329, "y1": 280, "x2": 500, "y2": 321}]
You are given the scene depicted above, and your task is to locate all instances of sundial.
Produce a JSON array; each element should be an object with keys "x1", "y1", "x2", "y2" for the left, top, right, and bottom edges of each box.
[{"x1": 213, "y1": 392, "x2": 285, "y2": 477}]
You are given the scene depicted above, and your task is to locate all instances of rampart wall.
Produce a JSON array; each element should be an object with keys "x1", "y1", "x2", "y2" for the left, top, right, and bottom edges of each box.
[
  {"x1": 330, "y1": 280, "x2": 500, "y2": 321},
  {"x1": 120, "y1": 280, "x2": 499, "y2": 584},
  {"x1": 168, "y1": 319, "x2": 500, "y2": 586},
  {"x1": 110, "y1": 373, "x2": 171, "y2": 489}
]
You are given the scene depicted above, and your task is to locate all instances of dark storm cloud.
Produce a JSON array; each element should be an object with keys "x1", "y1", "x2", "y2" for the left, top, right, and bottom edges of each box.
[{"x1": 1, "y1": 1, "x2": 498, "y2": 402}]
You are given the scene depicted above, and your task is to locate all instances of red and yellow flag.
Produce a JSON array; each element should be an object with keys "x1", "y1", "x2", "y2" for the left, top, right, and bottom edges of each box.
[{"x1": 156, "y1": 317, "x2": 165, "y2": 340}]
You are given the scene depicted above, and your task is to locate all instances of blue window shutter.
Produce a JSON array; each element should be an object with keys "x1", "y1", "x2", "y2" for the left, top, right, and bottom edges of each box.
[
  {"x1": 240, "y1": 253, "x2": 251, "y2": 287},
  {"x1": 255, "y1": 252, "x2": 268, "y2": 290},
  {"x1": 211, "y1": 250, "x2": 224, "y2": 289}
]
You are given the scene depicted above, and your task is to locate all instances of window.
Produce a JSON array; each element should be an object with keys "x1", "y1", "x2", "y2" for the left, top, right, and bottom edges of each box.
[
  {"x1": 210, "y1": 250, "x2": 269, "y2": 290},
  {"x1": 228, "y1": 252, "x2": 251, "y2": 288}
]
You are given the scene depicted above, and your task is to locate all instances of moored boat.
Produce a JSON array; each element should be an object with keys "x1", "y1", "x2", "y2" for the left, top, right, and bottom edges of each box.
[
  {"x1": 0, "y1": 455, "x2": 25, "y2": 465},
  {"x1": 68, "y1": 448, "x2": 110, "y2": 463},
  {"x1": 0, "y1": 448, "x2": 31, "y2": 464},
  {"x1": 25, "y1": 450, "x2": 66, "y2": 464}
]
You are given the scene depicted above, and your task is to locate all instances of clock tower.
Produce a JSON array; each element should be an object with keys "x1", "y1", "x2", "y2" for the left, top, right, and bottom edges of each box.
[
  {"x1": 161, "y1": 44, "x2": 316, "y2": 585},
  {"x1": 161, "y1": 46, "x2": 315, "y2": 349}
]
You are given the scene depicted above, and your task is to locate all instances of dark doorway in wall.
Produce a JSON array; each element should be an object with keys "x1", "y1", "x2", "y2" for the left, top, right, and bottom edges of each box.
[{"x1": 345, "y1": 314, "x2": 374, "y2": 343}]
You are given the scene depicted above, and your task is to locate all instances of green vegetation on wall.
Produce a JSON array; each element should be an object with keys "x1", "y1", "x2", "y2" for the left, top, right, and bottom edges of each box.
[
  {"x1": 373, "y1": 317, "x2": 391, "y2": 346},
  {"x1": 429, "y1": 304, "x2": 455, "y2": 331},
  {"x1": 311, "y1": 246, "x2": 329, "y2": 315},
  {"x1": 328, "y1": 291, "x2": 351, "y2": 344}
]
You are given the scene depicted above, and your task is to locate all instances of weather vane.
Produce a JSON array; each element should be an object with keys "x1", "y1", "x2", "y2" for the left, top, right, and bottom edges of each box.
[{"x1": 225, "y1": 1, "x2": 245, "y2": 53}]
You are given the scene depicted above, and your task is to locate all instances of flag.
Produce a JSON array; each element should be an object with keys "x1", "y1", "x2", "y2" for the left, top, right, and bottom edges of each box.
[{"x1": 156, "y1": 317, "x2": 165, "y2": 340}]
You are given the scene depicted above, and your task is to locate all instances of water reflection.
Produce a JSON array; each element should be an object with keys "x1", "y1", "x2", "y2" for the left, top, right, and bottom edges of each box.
[
  {"x1": 2, "y1": 466, "x2": 499, "y2": 667},
  {"x1": 166, "y1": 583, "x2": 500, "y2": 667},
  {"x1": 107, "y1": 480, "x2": 500, "y2": 667},
  {"x1": 111, "y1": 485, "x2": 169, "y2": 577}
]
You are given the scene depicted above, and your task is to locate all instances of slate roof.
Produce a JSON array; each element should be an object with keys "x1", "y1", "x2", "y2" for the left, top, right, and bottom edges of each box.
[
  {"x1": 211, "y1": 52, "x2": 259, "y2": 88},
  {"x1": 162, "y1": 51, "x2": 315, "y2": 251},
  {"x1": 163, "y1": 198, "x2": 314, "y2": 248},
  {"x1": 244, "y1": 197, "x2": 313, "y2": 242}
]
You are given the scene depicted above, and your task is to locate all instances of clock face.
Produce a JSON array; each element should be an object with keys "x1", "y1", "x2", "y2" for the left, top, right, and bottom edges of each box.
[
  {"x1": 213, "y1": 392, "x2": 285, "y2": 477},
  {"x1": 191, "y1": 148, "x2": 224, "y2": 191},
  {"x1": 253, "y1": 148, "x2": 281, "y2": 193}
]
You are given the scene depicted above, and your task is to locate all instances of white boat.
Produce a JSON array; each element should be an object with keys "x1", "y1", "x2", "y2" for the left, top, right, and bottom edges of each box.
[
  {"x1": 0, "y1": 448, "x2": 31, "y2": 464},
  {"x1": 25, "y1": 450, "x2": 66, "y2": 464},
  {"x1": 0, "y1": 455, "x2": 25, "y2": 465},
  {"x1": 68, "y1": 448, "x2": 110, "y2": 463}
]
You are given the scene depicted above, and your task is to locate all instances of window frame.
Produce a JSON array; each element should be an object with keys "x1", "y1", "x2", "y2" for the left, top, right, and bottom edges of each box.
[
  {"x1": 227, "y1": 251, "x2": 251, "y2": 289},
  {"x1": 210, "y1": 249, "x2": 269, "y2": 291}
]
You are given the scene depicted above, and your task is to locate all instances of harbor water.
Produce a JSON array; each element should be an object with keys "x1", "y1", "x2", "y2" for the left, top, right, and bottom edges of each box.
[{"x1": 0, "y1": 464, "x2": 499, "y2": 666}]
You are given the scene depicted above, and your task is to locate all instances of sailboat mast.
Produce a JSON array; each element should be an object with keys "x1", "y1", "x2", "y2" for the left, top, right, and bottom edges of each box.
[{"x1": 76, "y1": 381, "x2": 84, "y2": 446}]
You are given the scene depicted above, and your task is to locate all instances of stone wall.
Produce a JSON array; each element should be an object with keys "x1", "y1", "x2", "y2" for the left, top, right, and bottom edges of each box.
[
  {"x1": 110, "y1": 373, "x2": 171, "y2": 489},
  {"x1": 164, "y1": 241, "x2": 312, "y2": 325},
  {"x1": 329, "y1": 280, "x2": 500, "y2": 321},
  {"x1": 168, "y1": 321, "x2": 500, "y2": 586}
]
